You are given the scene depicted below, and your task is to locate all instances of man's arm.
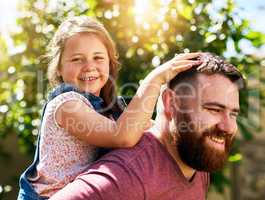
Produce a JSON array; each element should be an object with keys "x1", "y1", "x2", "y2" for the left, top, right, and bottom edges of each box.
[{"x1": 50, "y1": 159, "x2": 145, "y2": 200}]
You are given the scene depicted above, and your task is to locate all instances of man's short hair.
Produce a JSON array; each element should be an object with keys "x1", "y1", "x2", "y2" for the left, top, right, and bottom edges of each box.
[{"x1": 168, "y1": 52, "x2": 246, "y2": 93}]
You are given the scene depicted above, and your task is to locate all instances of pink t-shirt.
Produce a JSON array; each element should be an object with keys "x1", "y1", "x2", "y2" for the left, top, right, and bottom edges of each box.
[
  {"x1": 30, "y1": 91, "x2": 97, "y2": 197},
  {"x1": 50, "y1": 132, "x2": 210, "y2": 200}
]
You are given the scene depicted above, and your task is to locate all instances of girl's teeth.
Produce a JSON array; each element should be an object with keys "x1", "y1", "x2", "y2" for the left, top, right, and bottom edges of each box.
[{"x1": 81, "y1": 77, "x2": 97, "y2": 81}]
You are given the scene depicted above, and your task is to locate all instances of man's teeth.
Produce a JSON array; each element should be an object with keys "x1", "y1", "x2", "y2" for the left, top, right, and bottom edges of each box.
[
  {"x1": 208, "y1": 136, "x2": 225, "y2": 144},
  {"x1": 80, "y1": 77, "x2": 97, "y2": 81}
]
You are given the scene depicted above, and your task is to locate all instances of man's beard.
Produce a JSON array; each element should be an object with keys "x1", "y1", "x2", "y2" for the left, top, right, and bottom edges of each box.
[{"x1": 176, "y1": 113, "x2": 233, "y2": 172}]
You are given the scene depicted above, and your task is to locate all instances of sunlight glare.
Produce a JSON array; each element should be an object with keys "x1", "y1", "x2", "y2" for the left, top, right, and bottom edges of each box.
[
  {"x1": 133, "y1": 0, "x2": 154, "y2": 25},
  {"x1": 0, "y1": 0, "x2": 19, "y2": 33},
  {"x1": 160, "y1": 0, "x2": 172, "y2": 6},
  {"x1": 134, "y1": 0, "x2": 149, "y2": 16}
]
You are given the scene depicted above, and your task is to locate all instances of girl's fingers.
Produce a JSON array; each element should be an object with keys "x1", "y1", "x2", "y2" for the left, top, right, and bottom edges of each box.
[
  {"x1": 171, "y1": 60, "x2": 202, "y2": 67},
  {"x1": 174, "y1": 52, "x2": 201, "y2": 60},
  {"x1": 172, "y1": 63, "x2": 194, "y2": 72},
  {"x1": 197, "y1": 62, "x2": 207, "y2": 70},
  {"x1": 162, "y1": 64, "x2": 193, "y2": 83}
]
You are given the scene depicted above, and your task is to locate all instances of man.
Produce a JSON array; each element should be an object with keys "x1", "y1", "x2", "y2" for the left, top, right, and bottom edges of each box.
[{"x1": 50, "y1": 53, "x2": 245, "y2": 200}]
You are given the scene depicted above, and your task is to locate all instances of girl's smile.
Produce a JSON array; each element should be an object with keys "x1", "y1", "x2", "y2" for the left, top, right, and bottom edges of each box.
[{"x1": 58, "y1": 32, "x2": 110, "y2": 96}]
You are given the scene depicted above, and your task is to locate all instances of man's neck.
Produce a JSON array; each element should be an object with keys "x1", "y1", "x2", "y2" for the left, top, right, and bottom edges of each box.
[{"x1": 151, "y1": 125, "x2": 196, "y2": 181}]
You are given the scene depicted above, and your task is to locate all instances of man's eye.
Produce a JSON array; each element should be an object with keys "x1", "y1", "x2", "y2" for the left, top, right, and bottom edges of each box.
[
  {"x1": 230, "y1": 112, "x2": 239, "y2": 118},
  {"x1": 207, "y1": 108, "x2": 221, "y2": 113}
]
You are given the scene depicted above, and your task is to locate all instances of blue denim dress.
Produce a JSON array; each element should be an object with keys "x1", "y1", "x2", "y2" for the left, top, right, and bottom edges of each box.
[{"x1": 17, "y1": 83, "x2": 125, "y2": 200}]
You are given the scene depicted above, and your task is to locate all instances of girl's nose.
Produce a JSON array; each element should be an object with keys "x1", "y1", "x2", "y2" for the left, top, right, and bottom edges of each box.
[{"x1": 82, "y1": 60, "x2": 96, "y2": 71}]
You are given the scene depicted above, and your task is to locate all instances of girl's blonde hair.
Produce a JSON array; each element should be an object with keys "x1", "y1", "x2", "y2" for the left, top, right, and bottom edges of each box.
[{"x1": 47, "y1": 15, "x2": 122, "y2": 113}]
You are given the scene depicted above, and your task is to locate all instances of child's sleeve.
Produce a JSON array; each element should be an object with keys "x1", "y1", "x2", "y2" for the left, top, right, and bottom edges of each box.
[{"x1": 46, "y1": 91, "x2": 94, "y2": 129}]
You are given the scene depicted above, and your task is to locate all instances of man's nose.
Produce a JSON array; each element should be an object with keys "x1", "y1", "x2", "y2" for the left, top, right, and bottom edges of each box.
[{"x1": 216, "y1": 113, "x2": 237, "y2": 135}]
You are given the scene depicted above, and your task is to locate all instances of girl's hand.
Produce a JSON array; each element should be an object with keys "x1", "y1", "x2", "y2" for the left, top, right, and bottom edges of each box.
[{"x1": 149, "y1": 52, "x2": 202, "y2": 85}]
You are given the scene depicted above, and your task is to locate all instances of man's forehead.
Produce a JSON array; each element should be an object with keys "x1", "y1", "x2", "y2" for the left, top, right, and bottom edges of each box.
[
  {"x1": 197, "y1": 73, "x2": 238, "y2": 89},
  {"x1": 196, "y1": 73, "x2": 240, "y2": 109}
]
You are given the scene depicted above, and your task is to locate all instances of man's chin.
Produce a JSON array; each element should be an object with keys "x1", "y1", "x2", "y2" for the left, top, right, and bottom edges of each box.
[
  {"x1": 197, "y1": 146, "x2": 229, "y2": 172},
  {"x1": 178, "y1": 143, "x2": 229, "y2": 172}
]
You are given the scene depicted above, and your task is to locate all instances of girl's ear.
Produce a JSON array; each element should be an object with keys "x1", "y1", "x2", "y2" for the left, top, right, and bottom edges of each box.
[
  {"x1": 162, "y1": 88, "x2": 180, "y2": 121},
  {"x1": 56, "y1": 68, "x2": 64, "y2": 82},
  {"x1": 56, "y1": 68, "x2": 61, "y2": 77}
]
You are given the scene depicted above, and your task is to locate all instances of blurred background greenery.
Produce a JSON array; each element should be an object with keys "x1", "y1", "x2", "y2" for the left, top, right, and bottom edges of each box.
[{"x1": 0, "y1": 0, "x2": 264, "y2": 199}]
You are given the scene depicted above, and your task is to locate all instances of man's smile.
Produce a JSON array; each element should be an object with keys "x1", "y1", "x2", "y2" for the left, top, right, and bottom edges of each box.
[{"x1": 205, "y1": 135, "x2": 226, "y2": 151}]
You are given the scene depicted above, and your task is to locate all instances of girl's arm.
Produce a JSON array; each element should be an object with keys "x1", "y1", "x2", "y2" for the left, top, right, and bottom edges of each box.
[{"x1": 55, "y1": 52, "x2": 202, "y2": 148}]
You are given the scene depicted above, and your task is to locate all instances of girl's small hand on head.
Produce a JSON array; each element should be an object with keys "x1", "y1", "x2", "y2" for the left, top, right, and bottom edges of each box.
[
  {"x1": 151, "y1": 52, "x2": 202, "y2": 85},
  {"x1": 173, "y1": 52, "x2": 201, "y2": 61}
]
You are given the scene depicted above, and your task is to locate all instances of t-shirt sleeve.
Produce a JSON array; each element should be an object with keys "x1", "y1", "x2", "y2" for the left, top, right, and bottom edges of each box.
[
  {"x1": 49, "y1": 159, "x2": 145, "y2": 200},
  {"x1": 46, "y1": 91, "x2": 94, "y2": 129}
]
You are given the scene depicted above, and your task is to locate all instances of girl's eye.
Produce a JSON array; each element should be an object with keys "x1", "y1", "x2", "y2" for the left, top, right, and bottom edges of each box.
[
  {"x1": 71, "y1": 57, "x2": 83, "y2": 62},
  {"x1": 94, "y1": 56, "x2": 104, "y2": 61}
]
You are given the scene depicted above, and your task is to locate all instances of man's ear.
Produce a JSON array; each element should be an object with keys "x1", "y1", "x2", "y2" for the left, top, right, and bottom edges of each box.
[{"x1": 162, "y1": 88, "x2": 180, "y2": 121}]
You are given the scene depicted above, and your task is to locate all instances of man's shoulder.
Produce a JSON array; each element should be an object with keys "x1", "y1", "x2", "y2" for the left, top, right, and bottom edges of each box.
[
  {"x1": 67, "y1": 132, "x2": 164, "y2": 200},
  {"x1": 51, "y1": 134, "x2": 160, "y2": 200},
  {"x1": 96, "y1": 132, "x2": 163, "y2": 165}
]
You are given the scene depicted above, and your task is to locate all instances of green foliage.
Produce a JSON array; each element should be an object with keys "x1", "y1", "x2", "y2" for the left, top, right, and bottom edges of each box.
[
  {"x1": 0, "y1": 0, "x2": 264, "y2": 196},
  {"x1": 211, "y1": 170, "x2": 231, "y2": 193}
]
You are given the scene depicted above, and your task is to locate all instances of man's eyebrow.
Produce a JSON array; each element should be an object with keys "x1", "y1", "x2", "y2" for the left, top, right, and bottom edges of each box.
[{"x1": 202, "y1": 102, "x2": 240, "y2": 113}]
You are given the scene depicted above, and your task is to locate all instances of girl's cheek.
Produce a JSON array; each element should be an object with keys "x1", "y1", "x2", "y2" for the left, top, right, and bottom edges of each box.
[
  {"x1": 66, "y1": 64, "x2": 80, "y2": 73},
  {"x1": 100, "y1": 65, "x2": 110, "y2": 76}
]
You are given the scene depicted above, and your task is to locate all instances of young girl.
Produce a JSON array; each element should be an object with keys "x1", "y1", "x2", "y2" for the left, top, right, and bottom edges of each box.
[{"x1": 18, "y1": 16, "x2": 201, "y2": 199}]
